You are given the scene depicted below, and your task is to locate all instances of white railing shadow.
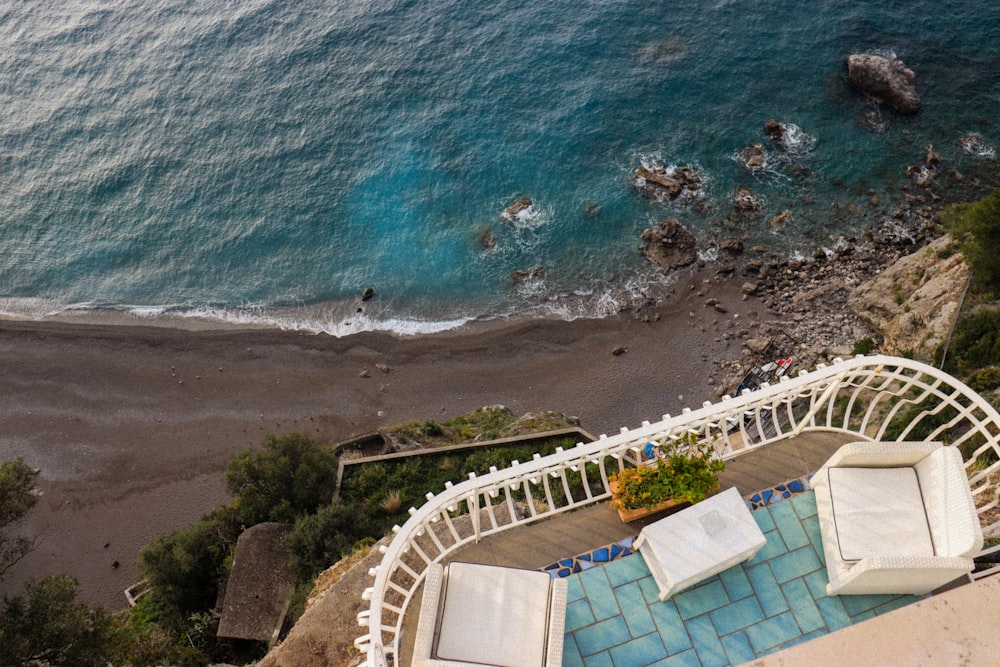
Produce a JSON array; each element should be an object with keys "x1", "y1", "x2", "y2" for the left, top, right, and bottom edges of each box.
[{"x1": 355, "y1": 355, "x2": 1000, "y2": 666}]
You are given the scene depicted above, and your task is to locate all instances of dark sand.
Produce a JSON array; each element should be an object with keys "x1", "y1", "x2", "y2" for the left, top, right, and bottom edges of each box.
[{"x1": 0, "y1": 268, "x2": 769, "y2": 609}]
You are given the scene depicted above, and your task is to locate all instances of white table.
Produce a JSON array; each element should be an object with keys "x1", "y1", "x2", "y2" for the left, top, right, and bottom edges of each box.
[{"x1": 634, "y1": 486, "x2": 767, "y2": 601}]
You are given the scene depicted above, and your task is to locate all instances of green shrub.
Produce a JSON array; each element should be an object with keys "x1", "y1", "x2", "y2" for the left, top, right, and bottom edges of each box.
[
  {"x1": 852, "y1": 337, "x2": 876, "y2": 355},
  {"x1": 969, "y1": 366, "x2": 1000, "y2": 392},
  {"x1": 946, "y1": 189, "x2": 1000, "y2": 294},
  {"x1": 284, "y1": 502, "x2": 373, "y2": 583},
  {"x1": 948, "y1": 308, "x2": 1000, "y2": 374},
  {"x1": 224, "y1": 433, "x2": 339, "y2": 526}
]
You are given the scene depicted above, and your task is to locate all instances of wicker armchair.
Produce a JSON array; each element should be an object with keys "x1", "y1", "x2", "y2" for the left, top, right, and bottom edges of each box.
[{"x1": 813, "y1": 441, "x2": 983, "y2": 596}]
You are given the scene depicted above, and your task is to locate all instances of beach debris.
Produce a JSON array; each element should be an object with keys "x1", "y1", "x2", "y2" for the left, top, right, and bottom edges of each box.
[
  {"x1": 741, "y1": 282, "x2": 759, "y2": 296},
  {"x1": 375, "y1": 363, "x2": 392, "y2": 374},
  {"x1": 361, "y1": 287, "x2": 375, "y2": 301},
  {"x1": 359, "y1": 369, "x2": 371, "y2": 378},
  {"x1": 632, "y1": 163, "x2": 703, "y2": 203},
  {"x1": 611, "y1": 345, "x2": 628, "y2": 356},
  {"x1": 639, "y1": 219, "x2": 698, "y2": 272},
  {"x1": 511, "y1": 265, "x2": 544, "y2": 283},
  {"x1": 846, "y1": 53, "x2": 921, "y2": 114}
]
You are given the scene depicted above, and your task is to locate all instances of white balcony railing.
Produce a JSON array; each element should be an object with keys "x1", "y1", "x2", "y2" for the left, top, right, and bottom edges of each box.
[{"x1": 354, "y1": 355, "x2": 1000, "y2": 666}]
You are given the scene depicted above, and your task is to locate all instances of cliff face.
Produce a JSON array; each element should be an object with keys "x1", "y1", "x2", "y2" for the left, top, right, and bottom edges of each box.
[{"x1": 849, "y1": 236, "x2": 970, "y2": 360}]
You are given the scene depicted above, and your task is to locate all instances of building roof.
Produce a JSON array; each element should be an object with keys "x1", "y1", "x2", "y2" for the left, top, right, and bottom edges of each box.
[{"x1": 217, "y1": 522, "x2": 296, "y2": 645}]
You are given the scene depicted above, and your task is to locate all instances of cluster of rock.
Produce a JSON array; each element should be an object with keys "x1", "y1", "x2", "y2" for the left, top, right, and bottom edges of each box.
[
  {"x1": 639, "y1": 219, "x2": 699, "y2": 271},
  {"x1": 632, "y1": 163, "x2": 704, "y2": 202}
]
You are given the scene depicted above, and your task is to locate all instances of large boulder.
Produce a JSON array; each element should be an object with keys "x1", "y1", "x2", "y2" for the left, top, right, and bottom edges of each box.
[
  {"x1": 639, "y1": 219, "x2": 698, "y2": 271},
  {"x1": 846, "y1": 54, "x2": 921, "y2": 114}
]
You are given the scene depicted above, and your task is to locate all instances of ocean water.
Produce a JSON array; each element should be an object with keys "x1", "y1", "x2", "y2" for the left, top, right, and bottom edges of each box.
[{"x1": 1, "y1": 1, "x2": 998, "y2": 335}]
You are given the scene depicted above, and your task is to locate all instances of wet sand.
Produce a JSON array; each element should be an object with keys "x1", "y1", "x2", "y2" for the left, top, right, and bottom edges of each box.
[{"x1": 0, "y1": 267, "x2": 769, "y2": 609}]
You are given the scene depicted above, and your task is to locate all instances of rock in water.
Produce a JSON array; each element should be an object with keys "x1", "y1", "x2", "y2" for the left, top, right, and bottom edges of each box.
[
  {"x1": 632, "y1": 163, "x2": 703, "y2": 202},
  {"x1": 502, "y1": 197, "x2": 534, "y2": 222},
  {"x1": 639, "y1": 219, "x2": 698, "y2": 271},
  {"x1": 846, "y1": 54, "x2": 921, "y2": 114}
]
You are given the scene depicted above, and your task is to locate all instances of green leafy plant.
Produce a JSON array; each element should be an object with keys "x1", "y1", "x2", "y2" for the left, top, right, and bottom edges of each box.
[{"x1": 610, "y1": 435, "x2": 725, "y2": 510}]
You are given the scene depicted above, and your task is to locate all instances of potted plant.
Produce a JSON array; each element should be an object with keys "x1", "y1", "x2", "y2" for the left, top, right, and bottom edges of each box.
[{"x1": 609, "y1": 434, "x2": 725, "y2": 522}]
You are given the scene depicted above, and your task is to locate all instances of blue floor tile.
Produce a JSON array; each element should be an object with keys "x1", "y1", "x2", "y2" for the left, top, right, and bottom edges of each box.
[
  {"x1": 607, "y1": 553, "x2": 652, "y2": 587},
  {"x1": 566, "y1": 598, "x2": 597, "y2": 632},
  {"x1": 745, "y1": 612, "x2": 801, "y2": 653},
  {"x1": 567, "y1": 575, "x2": 587, "y2": 603},
  {"x1": 746, "y1": 564, "x2": 789, "y2": 617},
  {"x1": 719, "y1": 565, "x2": 755, "y2": 601},
  {"x1": 781, "y1": 578, "x2": 825, "y2": 633},
  {"x1": 639, "y1": 575, "x2": 662, "y2": 604},
  {"x1": 583, "y1": 651, "x2": 615, "y2": 667},
  {"x1": 816, "y1": 596, "x2": 851, "y2": 632},
  {"x1": 687, "y1": 614, "x2": 729, "y2": 667},
  {"x1": 610, "y1": 633, "x2": 668, "y2": 667},
  {"x1": 770, "y1": 501, "x2": 810, "y2": 550},
  {"x1": 674, "y1": 580, "x2": 730, "y2": 619},
  {"x1": 752, "y1": 507, "x2": 776, "y2": 533},
  {"x1": 649, "y1": 601, "x2": 693, "y2": 654},
  {"x1": 574, "y1": 616, "x2": 632, "y2": 657},
  {"x1": 721, "y1": 631, "x2": 756, "y2": 665},
  {"x1": 769, "y1": 546, "x2": 822, "y2": 584},
  {"x1": 748, "y1": 529, "x2": 786, "y2": 564},
  {"x1": 710, "y1": 596, "x2": 764, "y2": 636},
  {"x1": 562, "y1": 635, "x2": 585, "y2": 667},
  {"x1": 804, "y1": 570, "x2": 828, "y2": 600},
  {"x1": 652, "y1": 649, "x2": 703, "y2": 667},
  {"x1": 790, "y1": 492, "x2": 817, "y2": 519},
  {"x1": 580, "y1": 568, "x2": 622, "y2": 621},
  {"x1": 617, "y1": 581, "x2": 657, "y2": 637},
  {"x1": 841, "y1": 593, "x2": 894, "y2": 617}
]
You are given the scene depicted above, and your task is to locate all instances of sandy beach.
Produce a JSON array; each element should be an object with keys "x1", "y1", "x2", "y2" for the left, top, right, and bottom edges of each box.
[{"x1": 0, "y1": 267, "x2": 771, "y2": 609}]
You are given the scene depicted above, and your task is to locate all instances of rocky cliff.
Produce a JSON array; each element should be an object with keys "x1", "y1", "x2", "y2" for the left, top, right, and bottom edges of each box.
[{"x1": 849, "y1": 236, "x2": 970, "y2": 360}]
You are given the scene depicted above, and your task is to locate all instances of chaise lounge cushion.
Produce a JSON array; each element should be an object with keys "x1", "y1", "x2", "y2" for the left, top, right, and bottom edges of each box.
[
  {"x1": 436, "y1": 563, "x2": 552, "y2": 665},
  {"x1": 828, "y1": 466, "x2": 934, "y2": 561}
]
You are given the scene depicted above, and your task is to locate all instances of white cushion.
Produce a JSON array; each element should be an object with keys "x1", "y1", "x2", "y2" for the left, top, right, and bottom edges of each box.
[
  {"x1": 828, "y1": 467, "x2": 934, "y2": 561},
  {"x1": 436, "y1": 562, "x2": 551, "y2": 666}
]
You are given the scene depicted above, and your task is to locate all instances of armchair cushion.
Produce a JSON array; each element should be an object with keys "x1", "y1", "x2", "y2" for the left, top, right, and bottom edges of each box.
[
  {"x1": 414, "y1": 562, "x2": 566, "y2": 667},
  {"x1": 828, "y1": 467, "x2": 934, "y2": 561}
]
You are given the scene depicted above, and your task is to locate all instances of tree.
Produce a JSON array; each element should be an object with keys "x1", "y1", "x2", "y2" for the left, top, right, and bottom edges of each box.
[
  {"x1": 951, "y1": 189, "x2": 1000, "y2": 293},
  {"x1": 0, "y1": 575, "x2": 114, "y2": 666},
  {"x1": 0, "y1": 457, "x2": 38, "y2": 579},
  {"x1": 285, "y1": 501, "x2": 373, "y2": 582},
  {"x1": 224, "y1": 433, "x2": 339, "y2": 526},
  {"x1": 138, "y1": 507, "x2": 241, "y2": 624}
]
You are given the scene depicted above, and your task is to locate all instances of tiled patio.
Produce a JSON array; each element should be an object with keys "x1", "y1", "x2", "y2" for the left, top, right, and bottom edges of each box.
[{"x1": 561, "y1": 492, "x2": 920, "y2": 667}]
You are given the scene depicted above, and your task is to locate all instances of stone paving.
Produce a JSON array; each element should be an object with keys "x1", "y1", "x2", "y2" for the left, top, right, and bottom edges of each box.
[{"x1": 560, "y1": 491, "x2": 919, "y2": 667}]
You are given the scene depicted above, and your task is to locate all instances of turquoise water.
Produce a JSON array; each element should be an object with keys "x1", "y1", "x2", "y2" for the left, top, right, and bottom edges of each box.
[{"x1": 1, "y1": 1, "x2": 998, "y2": 334}]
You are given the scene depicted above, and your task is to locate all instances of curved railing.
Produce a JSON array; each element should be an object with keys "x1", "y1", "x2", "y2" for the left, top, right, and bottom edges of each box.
[{"x1": 354, "y1": 355, "x2": 1000, "y2": 666}]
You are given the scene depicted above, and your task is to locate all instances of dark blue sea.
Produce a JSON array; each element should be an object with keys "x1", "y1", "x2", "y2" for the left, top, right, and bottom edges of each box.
[{"x1": 1, "y1": 1, "x2": 998, "y2": 335}]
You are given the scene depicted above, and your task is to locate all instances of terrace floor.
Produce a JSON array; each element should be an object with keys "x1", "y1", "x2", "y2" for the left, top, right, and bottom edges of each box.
[
  {"x1": 394, "y1": 432, "x2": 992, "y2": 665},
  {"x1": 561, "y1": 489, "x2": 919, "y2": 667}
]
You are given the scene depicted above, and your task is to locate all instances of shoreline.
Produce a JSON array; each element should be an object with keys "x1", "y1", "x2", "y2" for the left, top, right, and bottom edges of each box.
[
  {"x1": 0, "y1": 265, "x2": 767, "y2": 609},
  {"x1": 3, "y1": 166, "x2": 995, "y2": 611}
]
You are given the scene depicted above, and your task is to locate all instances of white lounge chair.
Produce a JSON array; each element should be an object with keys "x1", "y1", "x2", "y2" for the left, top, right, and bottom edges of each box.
[
  {"x1": 813, "y1": 441, "x2": 983, "y2": 596},
  {"x1": 413, "y1": 561, "x2": 567, "y2": 667}
]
